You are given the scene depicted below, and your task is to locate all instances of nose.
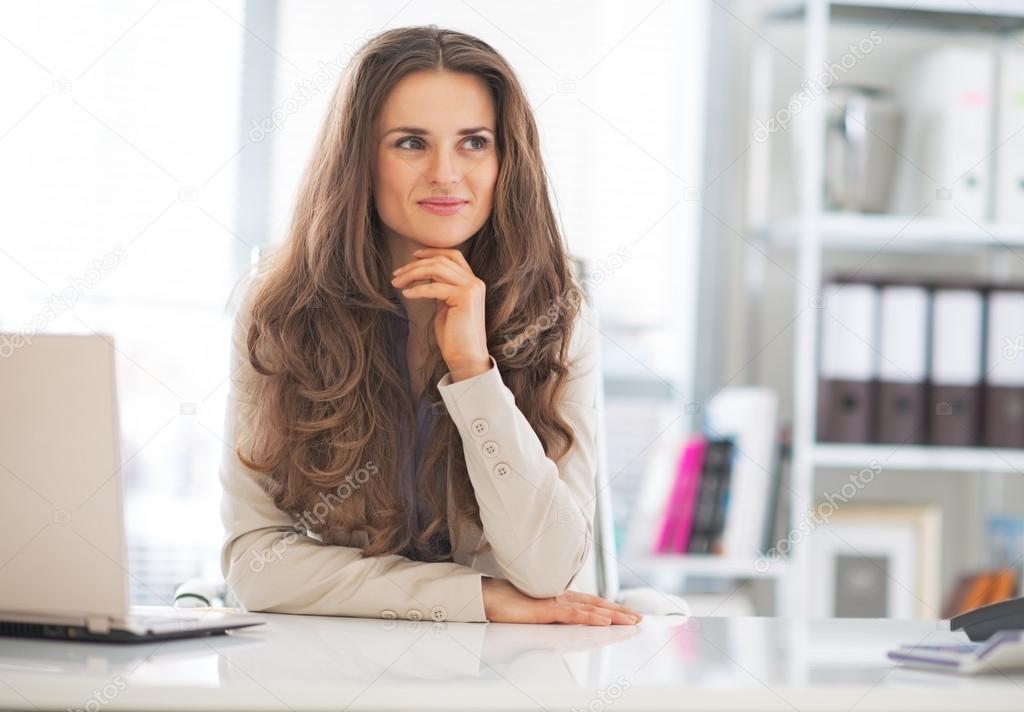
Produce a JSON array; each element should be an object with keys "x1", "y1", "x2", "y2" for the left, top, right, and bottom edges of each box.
[{"x1": 428, "y1": 147, "x2": 460, "y2": 186}]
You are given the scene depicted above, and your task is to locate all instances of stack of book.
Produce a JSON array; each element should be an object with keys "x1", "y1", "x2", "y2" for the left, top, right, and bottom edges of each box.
[
  {"x1": 630, "y1": 387, "x2": 782, "y2": 562},
  {"x1": 654, "y1": 437, "x2": 735, "y2": 555}
]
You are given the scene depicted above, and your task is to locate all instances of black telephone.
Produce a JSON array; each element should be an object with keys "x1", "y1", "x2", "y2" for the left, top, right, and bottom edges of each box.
[{"x1": 951, "y1": 596, "x2": 1024, "y2": 641}]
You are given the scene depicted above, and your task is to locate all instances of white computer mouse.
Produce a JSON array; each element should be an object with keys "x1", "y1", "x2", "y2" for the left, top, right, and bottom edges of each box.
[{"x1": 617, "y1": 587, "x2": 692, "y2": 616}]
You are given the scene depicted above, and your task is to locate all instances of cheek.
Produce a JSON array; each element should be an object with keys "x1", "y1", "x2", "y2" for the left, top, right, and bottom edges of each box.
[
  {"x1": 375, "y1": 154, "x2": 419, "y2": 205},
  {"x1": 471, "y1": 158, "x2": 499, "y2": 205}
]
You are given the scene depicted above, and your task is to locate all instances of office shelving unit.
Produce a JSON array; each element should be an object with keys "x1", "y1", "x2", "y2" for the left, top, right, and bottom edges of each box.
[
  {"x1": 617, "y1": 0, "x2": 1024, "y2": 619},
  {"x1": 628, "y1": 554, "x2": 790, "y2": 578},
  {"x1": 744, "y1": 0, "x2": 1024, "y2": 619},
  {"x1": 760, "y1": 213, "x2": 1024, "y2": 251}
]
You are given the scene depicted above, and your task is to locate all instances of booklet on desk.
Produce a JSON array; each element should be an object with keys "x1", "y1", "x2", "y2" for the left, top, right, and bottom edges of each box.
[{"x1": 887, "y1": 630, "x2": 1024, "y2": 674}]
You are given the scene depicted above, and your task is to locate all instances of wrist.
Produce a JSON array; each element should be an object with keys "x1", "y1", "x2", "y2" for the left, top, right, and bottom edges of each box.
[{"x1": 449, "y1": 356, "x2": 492, "y2": 383}]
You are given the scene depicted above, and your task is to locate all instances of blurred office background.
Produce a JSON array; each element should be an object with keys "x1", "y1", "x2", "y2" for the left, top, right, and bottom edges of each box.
[{"x1": 4, "y1": 0, "x2": 1024, "y2": 619}]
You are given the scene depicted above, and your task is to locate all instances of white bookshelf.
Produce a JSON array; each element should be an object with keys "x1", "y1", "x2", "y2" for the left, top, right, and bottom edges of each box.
[
  {"x1": 814, "y1": 443, "x2": 1024, "y2": 473},
  {"x1": 758, "y1": 213, "x2": 1024, "y2": 251},
  {"x1": 743, "y1": 0, "x2": 1024, "y2": 620},
  {"x1": 766, "y1": 0, "x2": 1024, "y2": 25},
  {"x1": 627, "y1": 555, "x2": 790, "y2": 579}
]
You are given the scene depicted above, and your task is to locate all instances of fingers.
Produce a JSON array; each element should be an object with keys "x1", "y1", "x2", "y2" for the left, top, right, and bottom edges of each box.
[
  {"x1": 410, "y1": 247, "x2": 472, "y2": 272},
  {"x1": 392, "y1": 257, "x2": 469, "y2": 288},
  {"x1": 393, "y1": 254, "x2": 462, "y2": 276},
  {"x1": 558, "y1": 605, "x2": 612, "y2": 626},
  {"x1": 554, "y1": 601, "x2": 638, "y2": 626},
  {"x1": 562, "y1": 601, "x2": 638, "y2": 625},
  {"x1": 559, "y1": 591, "x2": 644, "y2": 622},
  {"x1": 397, "y1": 281, "x2": 461, "y2": 304},
  {"x1": 393, "y1": 253, "x2": 468, "y2": 281}
]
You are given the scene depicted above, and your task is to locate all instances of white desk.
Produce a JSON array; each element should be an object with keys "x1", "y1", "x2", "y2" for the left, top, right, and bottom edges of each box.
[{"x1": 2, "y1": 615, "x2": 1023, "y2": 711}]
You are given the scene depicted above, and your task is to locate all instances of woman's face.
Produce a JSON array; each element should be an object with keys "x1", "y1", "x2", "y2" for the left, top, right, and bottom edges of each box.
[{"x1": 373, "y1": 70, "x2": 499, "y2": 250}]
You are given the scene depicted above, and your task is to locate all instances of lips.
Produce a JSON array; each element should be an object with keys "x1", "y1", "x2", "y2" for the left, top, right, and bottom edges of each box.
[
  {"x1": 418, "y1": 198, "x2": 467, "y2": 206},
  {"x1": 417, "y1": 198, "x2": 468, "y2": 216}
]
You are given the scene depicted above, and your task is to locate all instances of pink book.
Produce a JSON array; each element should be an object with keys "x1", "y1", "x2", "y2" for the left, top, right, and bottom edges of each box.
[
  {"x1": 669, "y1": 436, "x2": 706, "y2": 553},
  {"x1": 655, "y1": 436, "x2": 707, "y2": 553}
]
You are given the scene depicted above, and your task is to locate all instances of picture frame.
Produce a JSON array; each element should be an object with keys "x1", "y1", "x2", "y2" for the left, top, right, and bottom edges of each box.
[{"x1": 809, "y1": 505, "x2": 941, "y2": 619}]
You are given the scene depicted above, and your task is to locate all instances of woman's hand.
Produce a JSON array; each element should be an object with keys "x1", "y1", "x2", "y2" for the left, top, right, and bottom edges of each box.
[
  {"x1": 481, "y1": 577, "x2": 644, "y2": 625},
  {"x1": 391, "y1": 247, "x2": 491, "y2": 382}
]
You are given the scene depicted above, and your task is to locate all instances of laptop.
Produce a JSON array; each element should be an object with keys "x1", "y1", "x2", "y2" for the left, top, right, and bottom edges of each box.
[{"x1": 0, "y1": 332, "x2": 265, "y2": 642}]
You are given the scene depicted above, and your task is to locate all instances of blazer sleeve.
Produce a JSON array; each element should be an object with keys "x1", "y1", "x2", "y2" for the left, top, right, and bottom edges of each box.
[
  {"x1": 436, "y1": 299, "x2": 600, "y2": 599},
  {"x1": 218, "y1": 282, "x2": 490, "y2": 623}
]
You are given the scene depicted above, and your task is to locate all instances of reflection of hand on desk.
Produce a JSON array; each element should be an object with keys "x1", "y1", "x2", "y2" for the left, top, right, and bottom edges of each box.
[
  {"x1": 481, "y1": 620, "x2": 640, "y2": 664},
  {"x1": 278, "y1": 614, "x2": 641, "y2": 681}
]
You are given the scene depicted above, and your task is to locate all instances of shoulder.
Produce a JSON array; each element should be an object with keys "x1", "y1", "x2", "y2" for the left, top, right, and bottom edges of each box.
[
  {"x1": 566, "y1": 293, "x2": 597, "y2": 356},
  {"x1": 562, "y1": 295, "x2": 600, "y2": 408},
  {"x1": 225, "y1": 266, "x2": 273, "y2": 345}
]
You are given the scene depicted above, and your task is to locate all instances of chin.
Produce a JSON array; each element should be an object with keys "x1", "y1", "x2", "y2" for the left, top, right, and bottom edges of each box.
[{"x1": 413, "y1": 231, "x2": 475, "y2": 250}]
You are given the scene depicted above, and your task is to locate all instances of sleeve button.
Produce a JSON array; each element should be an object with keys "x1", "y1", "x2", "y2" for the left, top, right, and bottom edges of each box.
[
  {"x1": 481, "y1": 440, "x2": 500, "y2": 458},
  {"x1": 493, "y1": 462, "x2": 511, "y2": 480},
  {"x1": 381, "y1": 609, "x2": 398, "y2": 619},
  {"x1": 407, "y1": 609, "x2": 423, "y2": 620},
  {"x1": 430, "y1": 606, "x2": 448, "y2": 621},
  {"x1": 471, "y1": 418, "x2": 489, "y2": 436}
]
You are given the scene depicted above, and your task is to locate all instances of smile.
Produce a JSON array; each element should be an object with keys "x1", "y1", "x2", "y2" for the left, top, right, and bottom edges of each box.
[{"x1": 418, "y1": 200, "x2": 467, "y2": 216}]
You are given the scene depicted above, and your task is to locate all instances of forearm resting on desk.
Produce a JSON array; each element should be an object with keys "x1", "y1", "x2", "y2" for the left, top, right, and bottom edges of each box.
[{"x1": 222, "y1": 527, "x2": 490, "y2": 623}]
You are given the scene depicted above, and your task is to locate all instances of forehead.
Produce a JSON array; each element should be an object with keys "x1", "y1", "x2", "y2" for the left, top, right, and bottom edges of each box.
[{"x1": 377, "y1": 70, "x2": 495, "y2": 131}]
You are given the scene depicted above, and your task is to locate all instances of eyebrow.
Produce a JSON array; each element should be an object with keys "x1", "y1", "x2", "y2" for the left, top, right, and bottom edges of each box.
[{"x1": 384, "y1": 126, "x2": 494, "y2": 136}]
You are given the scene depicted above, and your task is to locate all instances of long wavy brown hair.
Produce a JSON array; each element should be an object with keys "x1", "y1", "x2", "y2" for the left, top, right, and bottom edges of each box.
[{"x1": 234, "y1": 25, "x2": 583, "y2": 561}]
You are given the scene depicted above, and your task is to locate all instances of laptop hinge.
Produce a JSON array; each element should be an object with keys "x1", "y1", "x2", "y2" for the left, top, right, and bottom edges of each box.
[{"x1": 85, "y1": 615, "x2": 112, "y2": 634}]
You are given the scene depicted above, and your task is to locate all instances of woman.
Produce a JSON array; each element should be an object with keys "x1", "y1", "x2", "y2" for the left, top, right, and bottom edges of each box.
[{"x1": 219, "y1": 25, "x2": 642, "y2": 626}]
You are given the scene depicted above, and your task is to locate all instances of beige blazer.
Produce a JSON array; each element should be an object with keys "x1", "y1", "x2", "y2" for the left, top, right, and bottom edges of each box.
[{"x1": 218, "y1": 276, "x2": 600, "y2": 623}]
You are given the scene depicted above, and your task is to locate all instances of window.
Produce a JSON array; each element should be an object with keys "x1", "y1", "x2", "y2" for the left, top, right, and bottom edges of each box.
[{"x1": 1, "y1": 0, "x2": 246, "y2": 603}]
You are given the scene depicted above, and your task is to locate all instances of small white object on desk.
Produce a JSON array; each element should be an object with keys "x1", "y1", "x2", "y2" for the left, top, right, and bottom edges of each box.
[
  {"x1": 617, "y1": 587, "x2": 691, "y2": 616},
  {"x1": 889, "y1": 630, "x2": 1024, "y2": 674}
]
